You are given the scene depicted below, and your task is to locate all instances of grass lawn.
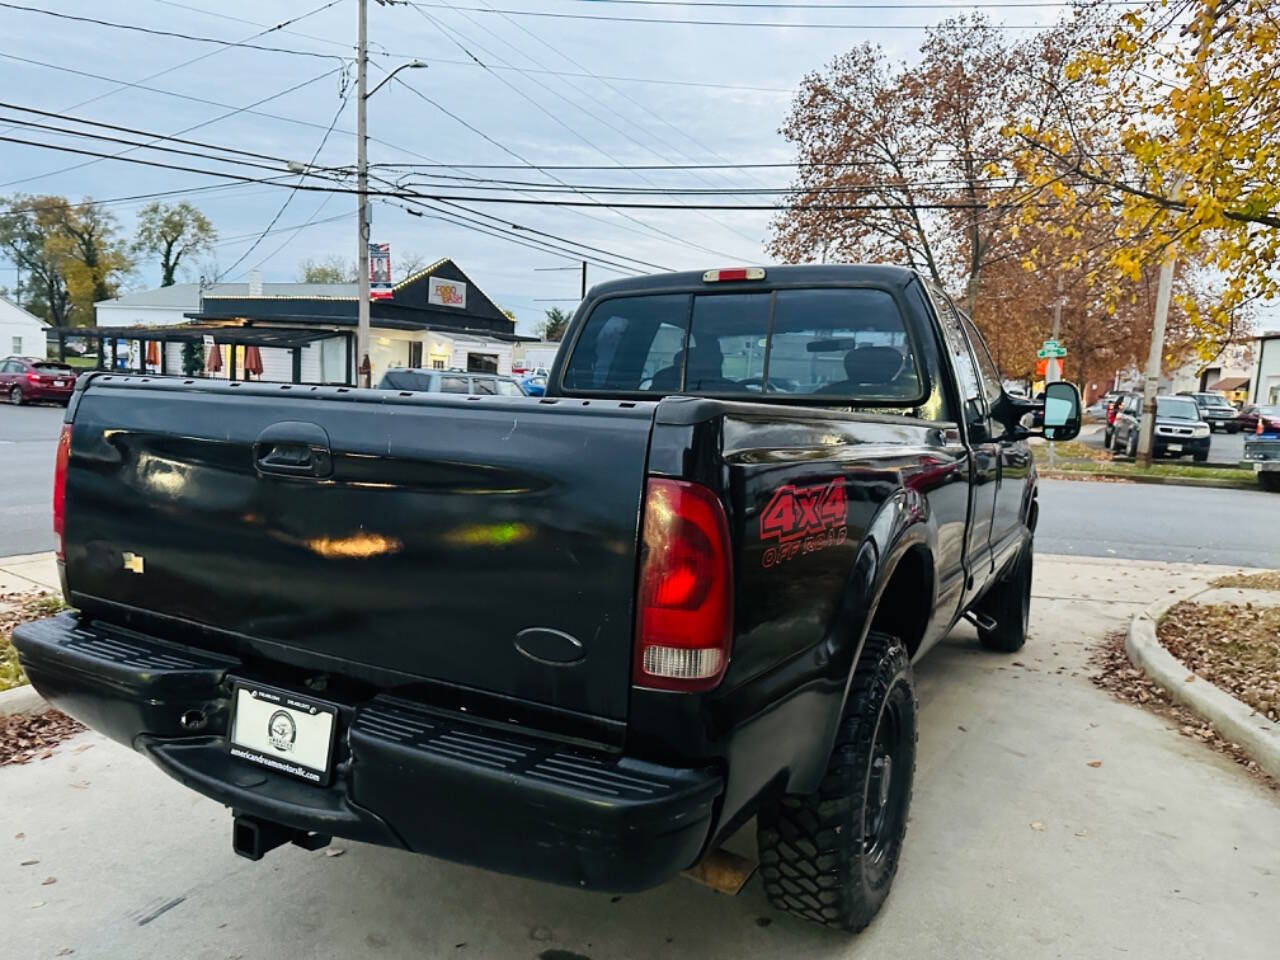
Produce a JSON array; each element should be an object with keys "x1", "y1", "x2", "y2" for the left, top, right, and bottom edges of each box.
[
  {"x1": 1032, "y1": 443, "x2": 1254, "y2": 486},
  {"x1": 60, "y1": 356, "x2": 98, "y2": 369}
]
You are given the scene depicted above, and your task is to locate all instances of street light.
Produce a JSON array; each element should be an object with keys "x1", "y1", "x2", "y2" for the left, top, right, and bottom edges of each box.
[{"x1": 356, "y1": 0, "x2": 426, "y2": 386}]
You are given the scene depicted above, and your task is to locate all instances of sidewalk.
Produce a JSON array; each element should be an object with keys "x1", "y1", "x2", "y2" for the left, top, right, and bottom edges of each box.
[
  {"x1": 0, "y1": 551, "x2": 58, "y2": 601},
  {"x1": 3, "y1": 551, "x2": 1278, "y2": 960}
]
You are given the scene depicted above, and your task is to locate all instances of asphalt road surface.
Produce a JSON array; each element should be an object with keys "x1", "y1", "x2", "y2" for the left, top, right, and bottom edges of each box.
[
  {"x1": 0, "y1": 403, "x2": 61, "y2": 556},
  {"x1": 1036, "y1": 478, "x2": 1280, "y2": 568},
  {"x1": 4, "y1": 557, "x2": 1277, "y2": 960}
]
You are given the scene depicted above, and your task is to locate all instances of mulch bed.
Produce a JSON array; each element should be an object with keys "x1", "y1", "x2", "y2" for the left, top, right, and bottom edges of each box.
[
  {"x1": 0, "y1": 710, "x2": 86, "y2": 767},
  {"x1": 1157, "y1": 602, "x2": 1280, "y2": 724},
  {"x1": 1089, "y1": 630, "x2": 1276, "y2": 790},
  {"x1": 1210, "y1": 571, "x2": 1280, "y2": 591}
]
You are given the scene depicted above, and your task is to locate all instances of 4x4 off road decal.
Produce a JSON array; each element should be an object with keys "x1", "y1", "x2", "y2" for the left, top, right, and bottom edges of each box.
[{"x1": 760, "y1": 478, "x2": 848, "y2": 568}]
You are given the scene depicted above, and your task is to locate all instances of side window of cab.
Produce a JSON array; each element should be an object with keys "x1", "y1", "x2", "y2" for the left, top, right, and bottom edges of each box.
[{"x1": 923, "y1": 283, "x2": 988, "y2": 438}]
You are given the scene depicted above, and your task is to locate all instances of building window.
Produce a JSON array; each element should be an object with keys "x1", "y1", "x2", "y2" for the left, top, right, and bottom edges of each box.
[
  {"x1": 431, "y1": 359, "x2": 445, "y2": 370},
  {"x1": 11, "y1": 336, "x2": 21, "y2": 354},
  {"x1": 467, "y1": 352, "x2": 498, "y2": 374}
]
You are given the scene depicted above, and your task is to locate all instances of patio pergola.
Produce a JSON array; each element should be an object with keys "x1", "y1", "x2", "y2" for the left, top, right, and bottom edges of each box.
[{"x1": 50, "y1": 324, "x2": 352, "y2": 385}]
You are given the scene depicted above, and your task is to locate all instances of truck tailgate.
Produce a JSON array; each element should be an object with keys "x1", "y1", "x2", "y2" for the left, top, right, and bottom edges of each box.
[{"x1": 62, "y1": 378, "x2": 656, "y2": 720}]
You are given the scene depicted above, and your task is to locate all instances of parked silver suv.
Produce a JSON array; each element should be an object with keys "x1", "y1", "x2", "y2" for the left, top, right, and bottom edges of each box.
[{"x1": 377, "y1": 368, "x2": 526, "y2": 396}]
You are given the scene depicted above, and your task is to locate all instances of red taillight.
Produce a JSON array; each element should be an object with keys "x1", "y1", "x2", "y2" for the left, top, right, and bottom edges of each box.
[
  {"x1": 634, "y1": 478, "x2": 733, "y2": 692},
  {"x1": 27, "y1": 372, "x2": 40, "y2": 384},
  {"x1": 53, "y1": 424, "x2": 71, "y2": 561},
  {"x1": 702, "y1": 267, "x2": 765, "y2": 283}
]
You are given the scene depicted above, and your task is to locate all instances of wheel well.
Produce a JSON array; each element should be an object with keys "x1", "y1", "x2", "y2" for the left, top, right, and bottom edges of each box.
[{"x1": 867, "y1": 547, "x2": 932, "y2": 660}]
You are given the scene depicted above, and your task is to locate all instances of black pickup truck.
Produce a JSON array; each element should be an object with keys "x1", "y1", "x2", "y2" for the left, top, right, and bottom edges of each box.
[{"x1": 15, "y1": 264, "x2": 1080, "y2": 932}]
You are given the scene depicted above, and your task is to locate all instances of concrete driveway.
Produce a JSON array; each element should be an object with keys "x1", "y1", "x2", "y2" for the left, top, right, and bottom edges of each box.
[{"x1": 3, "y1": 555, "x2": 1278, "y2": 960}]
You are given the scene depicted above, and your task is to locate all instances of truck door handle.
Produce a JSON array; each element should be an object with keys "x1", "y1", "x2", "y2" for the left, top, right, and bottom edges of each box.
[{"x1": 253, "y1": 421, "x2": 333, "y2": 478}]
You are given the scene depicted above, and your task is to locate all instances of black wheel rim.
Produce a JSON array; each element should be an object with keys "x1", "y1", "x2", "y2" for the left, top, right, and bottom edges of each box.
[{"x1": 863, "y1": 687, "x2": 911, "y2": 883}]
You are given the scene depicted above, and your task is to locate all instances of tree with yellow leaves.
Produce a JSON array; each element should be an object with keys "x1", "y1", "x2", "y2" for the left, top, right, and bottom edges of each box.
[{"x1": 1003, "y1": 0, "x2": 1279, "y2": 352}]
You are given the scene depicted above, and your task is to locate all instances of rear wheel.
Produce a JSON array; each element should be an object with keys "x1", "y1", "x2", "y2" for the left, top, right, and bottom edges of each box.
[
  {"x1": 758, "y1": 633, "x2": 916, "y2": 933},
  {"x1": 977, "y1": 543, "x2": 1033, "y2": 653},
  {"x1": 8, "y1": 385, "x2": 23, "y2": 406},
  {"x1": 1126, "y1": 431, "x2": 1138, "y2": 459}
]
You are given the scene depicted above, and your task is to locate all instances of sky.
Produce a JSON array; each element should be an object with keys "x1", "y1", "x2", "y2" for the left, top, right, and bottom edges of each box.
[{"x1": 0, "y1": 0, "x2": 1092, "y2": 335}]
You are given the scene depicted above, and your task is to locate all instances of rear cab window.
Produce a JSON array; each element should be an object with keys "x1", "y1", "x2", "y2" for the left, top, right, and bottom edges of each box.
[{"x1": 561, "y1": 287, "x2": 926, "y2": 406}]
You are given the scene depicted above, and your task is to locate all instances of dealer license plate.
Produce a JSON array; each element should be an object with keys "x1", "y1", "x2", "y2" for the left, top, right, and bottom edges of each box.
[
  {"x1": 1167, "y1": 443, "x2": 1182, "y2": 452},
  {"x1": 229, "y1": 683, "x2": 337, "y2": 785}
]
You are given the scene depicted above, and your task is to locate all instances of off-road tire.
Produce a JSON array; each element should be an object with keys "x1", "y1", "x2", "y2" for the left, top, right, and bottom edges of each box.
[
  {"x1": 977, "y1": 542, "x2": 1032, "y2": 653},
  {"x1": 757, "y1": 632, "x2": 916, "y2": 933},
  {"x1": 9, "y1": 385, "x2": 23, "y2": 405}
]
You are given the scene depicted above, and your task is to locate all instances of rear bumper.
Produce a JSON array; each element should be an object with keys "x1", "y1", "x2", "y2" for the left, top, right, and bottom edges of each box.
[
  {"x1": 13, "y1": 613, "x2": 722, "y2": 892},
  {"x1": 21, "y1": 384, "x2": 74, "y2": 401}
]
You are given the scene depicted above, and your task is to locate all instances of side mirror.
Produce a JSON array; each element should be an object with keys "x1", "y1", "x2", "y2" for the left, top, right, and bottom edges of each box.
[{"x1": 1042, "y1": 381, "x2": 1081, "y2": 441}]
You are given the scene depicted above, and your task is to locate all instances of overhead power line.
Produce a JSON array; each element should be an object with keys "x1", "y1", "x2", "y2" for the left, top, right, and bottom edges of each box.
[
  {"x1": 0, "y1": 67, "x2": 345, "y2": 190},
  {"x1": 0, "y1": 101, "x2": 349, "y2": 175},
  {"x1": 218, "y1": 75, "x2": 354, "y2": 280},
  {"x1": 383, "y1": 198, "x2": 646, "y2": 276},
  {"x1": 0, "y1": 2, "x2": 346, "y2": 60},
  {"x1": 3, "y1": 133, "x2": 1073, "y2": 213},
  {"x1": 404, "y1": 2, "x2": 1056, "y2": 28},
  {"x1": 539, "y1": 0, "x2": 1136, "y2": 8},
  {"x1": 402, "y1": 6, "x2": 751, "y2": 261},
  {"x1": 419, "y1": 0, "x2": 760, "y2": 249}
]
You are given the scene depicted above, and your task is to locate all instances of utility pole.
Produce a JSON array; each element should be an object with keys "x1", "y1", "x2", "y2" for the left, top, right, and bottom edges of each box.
[
  {"x1": 580, "y1": 260, "x2": 587, "y2": 299},
  {"x1": 1136, "y1": 194, "x2": 1180, "y2": 468},
  {"x1": 355, "y1": 0, "x2": 371, "y2": 388},
  {"x1": 1137, "y1": 15, "x2": 1210, "y2": 467},
  {"x1": 1047, "y1": 273, "x2": 1064, "y2": 470}
]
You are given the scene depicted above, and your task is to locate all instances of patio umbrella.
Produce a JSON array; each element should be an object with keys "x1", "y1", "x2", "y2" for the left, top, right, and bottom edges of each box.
[
  {"x1": 205, "y1": 341, "x2": 222, "y2": 374},
  {"x1": 243, "y1": 345, "x2": 264, "y2": 379},
  {"x1": 145, "y1": 340, "x2": 160, "y2": 367}
]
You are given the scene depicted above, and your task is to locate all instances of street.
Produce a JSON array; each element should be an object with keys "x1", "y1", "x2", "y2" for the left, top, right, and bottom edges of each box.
[
  {"x1": 1037, "y1": 478, "x2": 1280, "y2": 567},
  {"x1": 0, "y1": 404, "x2": 59, "y2": 557},
  {"x1": 3, "y1": 555, "x2": 1276, "y2": 960}
]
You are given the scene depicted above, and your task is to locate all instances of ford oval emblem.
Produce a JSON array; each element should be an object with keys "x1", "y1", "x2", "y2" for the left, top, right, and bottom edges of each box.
[{"x1": 514, "y1": 627, "x2": 585, "y2": 666}]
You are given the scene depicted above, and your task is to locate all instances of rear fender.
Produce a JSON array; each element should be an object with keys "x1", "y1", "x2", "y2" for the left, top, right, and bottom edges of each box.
[{"x1": 785, "y1": 490, "x2": 937, "y2": 795}]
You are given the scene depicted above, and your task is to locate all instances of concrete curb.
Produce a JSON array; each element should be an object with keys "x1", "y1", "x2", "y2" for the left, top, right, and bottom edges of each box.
[
  {"x1": 1041, "y1": 469, "x2": 1256, "y2": 490},
  {"x1": 0, "y1": 683, "x2": 46, "y2": 718},
  {"x1": 1126, "y1": 590, "x2": 1280, "y2": 781}
]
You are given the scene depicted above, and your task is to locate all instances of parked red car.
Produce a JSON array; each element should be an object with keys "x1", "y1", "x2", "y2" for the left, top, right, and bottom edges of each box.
[
  {"x1": 0, "y1": 356, "x2": 78, "y2": 405},
  {"x1": 1234, "y1": 403, "x2": 1280, "y2": 434}
]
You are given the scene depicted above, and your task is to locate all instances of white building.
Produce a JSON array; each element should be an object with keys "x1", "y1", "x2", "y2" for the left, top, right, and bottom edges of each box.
[
  {"x1": 0, "y1": 295, "x2": 47, "y2": 358},
  {"x1": 89, "y1": 260, "x2": 526, "y2": 384},
  {"x1": 1252, "y1": 332, "x2": 1280, "y2": 406}
]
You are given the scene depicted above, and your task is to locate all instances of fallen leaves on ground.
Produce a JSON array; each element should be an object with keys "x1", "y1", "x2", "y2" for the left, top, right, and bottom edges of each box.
[
  {"x1": 1, "y1": 591, "x2": 68, "y2": 692},
  {"x1": 1088, "y1": 630, "x2": 1276, "y2": 791},
  {"x1": 1209, "y1": 570, "x2": 1280, "y2": 591},
  {"x1": 0, "y1": 710, "x2": 85, "y2": 767},
  {"x1": 1158, "y1": 602, "x2": 1280, "y2": 724}
]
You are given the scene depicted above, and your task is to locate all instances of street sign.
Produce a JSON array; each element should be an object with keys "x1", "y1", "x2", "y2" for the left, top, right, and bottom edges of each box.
[{"x1": 1037, "y1": 338, "x2": 1067, "y2": 359}]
